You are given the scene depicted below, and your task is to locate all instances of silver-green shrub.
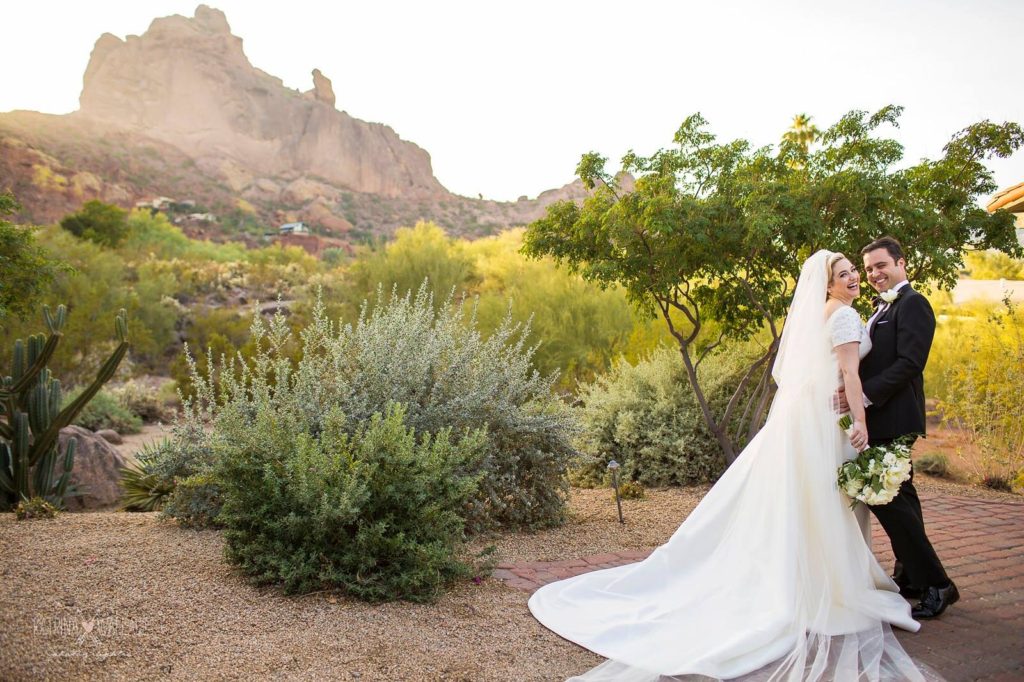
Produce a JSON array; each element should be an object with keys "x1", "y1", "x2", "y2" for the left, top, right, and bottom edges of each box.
[
  {"x1": 169, "y1": 284, "x2": 576, "y2": 532},
  {"x1": 573, "y1": 345, "x2": 752, "y2": 487}
]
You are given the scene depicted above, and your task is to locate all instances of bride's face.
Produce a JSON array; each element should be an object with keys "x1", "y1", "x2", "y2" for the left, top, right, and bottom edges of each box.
[{"x1": 828, "y1": 258, "x2": 861, "y2": 302}]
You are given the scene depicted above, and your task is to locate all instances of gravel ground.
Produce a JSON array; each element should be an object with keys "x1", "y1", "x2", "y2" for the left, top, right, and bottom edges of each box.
[
  {"x1": 1, "y1": 477, "x2": 1016, "y2": 681},
  {"x1": 0, "y1": 512, "x2": 604, "y2": 681}
]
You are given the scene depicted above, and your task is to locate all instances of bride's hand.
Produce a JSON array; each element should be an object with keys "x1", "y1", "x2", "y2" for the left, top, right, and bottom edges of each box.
[{"x1": 849, "y1": 420, "x2": 869, "y2": 451}]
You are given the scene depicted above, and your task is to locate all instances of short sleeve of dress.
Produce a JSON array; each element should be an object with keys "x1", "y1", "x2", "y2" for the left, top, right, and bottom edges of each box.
[{"x1": 828, "y1": 306, "x2": 863, "y2": 348}]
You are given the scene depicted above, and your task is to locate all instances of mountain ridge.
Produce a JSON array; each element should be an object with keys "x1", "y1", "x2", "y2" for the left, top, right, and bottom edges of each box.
[{"x1": 0, "y1": 5, "x2": 599, "y2": 243}]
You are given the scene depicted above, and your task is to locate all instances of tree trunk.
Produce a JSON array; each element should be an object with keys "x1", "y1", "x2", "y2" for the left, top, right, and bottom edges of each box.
[{"x1": 673, "y1": 342, "x2": 737, "y2": 464}]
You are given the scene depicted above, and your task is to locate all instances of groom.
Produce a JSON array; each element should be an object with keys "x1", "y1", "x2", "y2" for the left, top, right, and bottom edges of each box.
[{"x1": 855, "y1": 236, "x2": 958, "y2": 619}]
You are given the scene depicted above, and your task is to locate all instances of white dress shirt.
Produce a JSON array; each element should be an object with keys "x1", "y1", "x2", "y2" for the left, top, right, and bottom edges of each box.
[{"x1": 867, "y1": 279, "x2": 909, "y2": 335}]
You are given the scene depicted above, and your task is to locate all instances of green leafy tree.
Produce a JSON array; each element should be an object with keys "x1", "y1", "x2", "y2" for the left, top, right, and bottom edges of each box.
[
  {"x1": 347, "y1": 222, "x2": 479, "y2": 307},
  {"x1": 963, "y1": 250, "x2": 1024, "y2": 280},
  {"x1": 59, "y1": 200, "x2": 129, "y2": 248},
  {"x1": 468, "y1": 229, "x2": 641, "y2": 387},
  {"x1": 0, "y1": 192, "x2": 66, "y2": 320},
  {"x1": 0, "y1": 227, "x2": 179, "y2": 385},
  {"x1": 523, "y1": 107, "x2": 1023, "y2": 463}
]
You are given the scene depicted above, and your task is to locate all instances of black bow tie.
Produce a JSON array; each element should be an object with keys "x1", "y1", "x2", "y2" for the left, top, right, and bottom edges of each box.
[{"x1": 872, "y1": 296, "x2": 883, "y2": 308}]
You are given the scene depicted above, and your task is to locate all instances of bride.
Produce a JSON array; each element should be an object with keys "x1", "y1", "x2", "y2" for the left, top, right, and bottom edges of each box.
[{"x1": 529, "y1": 250, "x2": 933, "y2": 681}]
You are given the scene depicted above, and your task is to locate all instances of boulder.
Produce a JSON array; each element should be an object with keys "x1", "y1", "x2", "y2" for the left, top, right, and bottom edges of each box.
[
  {"x1": 55, "y1": 426, "x2": 127, "y2": 510},
  {"x1": 96, "y1": 429, "x2": 123, "y2": 444}
]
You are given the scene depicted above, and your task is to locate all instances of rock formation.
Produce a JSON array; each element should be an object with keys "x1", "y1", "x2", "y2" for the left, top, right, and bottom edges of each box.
[
  {"x1": 0, "y1": 4, "x2": 594, "y2": 239},
  {"x1": 310, "y1": 69, "x2": 336, "y2": 107},
  {"x1": 56, "y1": 426, "x2": 128, "y2": 511},
  {"x1": 77, "y1": 5, "x2": 446, "y2": 199}
]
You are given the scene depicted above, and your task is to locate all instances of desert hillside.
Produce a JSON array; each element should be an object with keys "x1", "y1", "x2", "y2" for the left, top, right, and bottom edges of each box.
[{"x1": 0, "y1": 4, "x2": 593, "y2": 242}]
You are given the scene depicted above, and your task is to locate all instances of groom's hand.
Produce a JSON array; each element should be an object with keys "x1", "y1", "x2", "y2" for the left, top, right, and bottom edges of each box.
[{"x1": 833, "y1": 387, "x2": 850, "y2": 413}]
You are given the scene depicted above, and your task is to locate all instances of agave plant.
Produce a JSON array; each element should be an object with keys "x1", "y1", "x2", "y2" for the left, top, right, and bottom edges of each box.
[{"x1": 120, "y1": 439, "x2": 175, "y2": 512}]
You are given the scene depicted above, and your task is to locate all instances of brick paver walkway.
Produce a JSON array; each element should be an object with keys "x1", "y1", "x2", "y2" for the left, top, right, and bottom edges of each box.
[{"x1": 495, "y1": 493, "x2": 1023, "y2": 682}]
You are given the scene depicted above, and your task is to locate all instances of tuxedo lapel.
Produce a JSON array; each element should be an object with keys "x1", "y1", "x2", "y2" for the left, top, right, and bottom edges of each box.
[
  {"x1": 869, "y1": 284, "x2": 912, "y2": 338},
  {"x1": 868, "y1": 301, "x2": 891, "y2": 338}
]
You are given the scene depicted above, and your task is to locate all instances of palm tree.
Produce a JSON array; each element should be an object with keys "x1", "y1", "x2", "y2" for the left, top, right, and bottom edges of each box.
[{"x1": 783, "y1": 113, "x2": 821, "y2": 153}]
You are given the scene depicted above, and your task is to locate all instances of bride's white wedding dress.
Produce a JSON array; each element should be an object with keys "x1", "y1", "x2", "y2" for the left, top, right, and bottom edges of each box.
[{"x1": 529, "y1": 251, "x2": 933, "y2": 681}]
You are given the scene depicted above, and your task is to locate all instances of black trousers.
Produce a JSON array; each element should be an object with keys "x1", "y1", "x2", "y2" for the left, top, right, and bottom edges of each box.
[{"x1": 867, "y1": 437, "x2": 950, "y2": 589}]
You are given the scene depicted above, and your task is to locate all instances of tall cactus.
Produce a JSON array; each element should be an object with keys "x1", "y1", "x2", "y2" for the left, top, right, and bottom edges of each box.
[{"x1": 0, "y1": 304, "x2": 129, "y2": 508}]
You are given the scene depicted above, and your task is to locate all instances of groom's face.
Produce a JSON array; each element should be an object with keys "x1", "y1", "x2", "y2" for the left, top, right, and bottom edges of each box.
[{"x1": 862, "y1": 248, "x2": 907, "y2": 293}]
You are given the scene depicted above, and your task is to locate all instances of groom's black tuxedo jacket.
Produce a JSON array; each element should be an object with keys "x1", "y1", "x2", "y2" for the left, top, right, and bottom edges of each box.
[{"x1": 860, "y1": 284, "x2": 935, "y2": 442}]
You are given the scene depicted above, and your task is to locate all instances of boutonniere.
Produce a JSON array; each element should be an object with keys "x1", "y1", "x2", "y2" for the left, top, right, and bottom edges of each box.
[{"x1": 879, "y1": 289, "x2": 899, "y2": 304}]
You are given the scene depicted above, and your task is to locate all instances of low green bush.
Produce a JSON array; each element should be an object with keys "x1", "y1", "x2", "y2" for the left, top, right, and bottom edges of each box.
[
  {"x1": 114, "y1": 379, "x2": 175, "y2": 422},
  {"x1": 982, "y1": 474, "x2": 1013, "y2": 492},
  {"x1": 147, "y1": 283, "x2": 576, "y2": 604},
  {"x1": 162, "y1": 473, "x2": 223, "y2": 528},
  {"x1": 216, "y1": 403, "x2": 486, "y2": 601},
  {"x1": 914, "y1": 452, "x2": 950, "y2": 478},
  {"x1": 572, "y1": 345, "x2": 752, "y2": 487},
  {"x1": 15, "y1": 497, "x2": 59, "y2": 520},
  {"x1": 615, "y1": 480, "x2": 646, "y2": 500},
  {"x1": 63, "y1": 388, "x2": 142, "y2": 434}
]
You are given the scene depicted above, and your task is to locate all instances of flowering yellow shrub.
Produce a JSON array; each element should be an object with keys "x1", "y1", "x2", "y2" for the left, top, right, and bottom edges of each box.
[{"x1": 932, "y1": 298, "x2": 1024, "y2": 481}]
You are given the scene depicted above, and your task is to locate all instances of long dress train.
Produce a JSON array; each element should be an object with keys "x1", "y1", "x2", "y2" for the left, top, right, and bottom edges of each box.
[{"x1": 528, "y1": 251, "x2": 934, "y2": 681}]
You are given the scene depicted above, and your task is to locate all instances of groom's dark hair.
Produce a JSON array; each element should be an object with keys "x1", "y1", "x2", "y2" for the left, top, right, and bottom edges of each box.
[{"x1": 860, "y1": 236, "x2": 905, "y2": 263}]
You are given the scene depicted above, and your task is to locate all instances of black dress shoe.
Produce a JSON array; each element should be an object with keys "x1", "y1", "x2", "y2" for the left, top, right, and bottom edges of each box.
[{"x1": 912, "y1": 581, "x2": 959, "y2": 619}]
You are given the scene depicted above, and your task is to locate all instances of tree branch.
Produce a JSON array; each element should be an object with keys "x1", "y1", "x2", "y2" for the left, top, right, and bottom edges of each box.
[
  {"x1": 695, "y1": 329, "x2": 727, "y2": 372},
  {"x1": 721, "y1": 340, "x2": 778, "y2": 430}
]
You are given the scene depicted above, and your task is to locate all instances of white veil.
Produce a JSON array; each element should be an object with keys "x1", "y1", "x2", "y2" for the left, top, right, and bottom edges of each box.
[
  {"x1": 771, "y1": 250, "x2": 835, "y2": 394},
  {"x1": 529, "y1": 250, "x2": 941, "y2": 682}
]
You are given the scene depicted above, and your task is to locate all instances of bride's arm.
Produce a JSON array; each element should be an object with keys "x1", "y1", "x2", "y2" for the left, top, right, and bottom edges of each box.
[{"x1": 835, "y1": 342, "x2": 869, "y2": 450}]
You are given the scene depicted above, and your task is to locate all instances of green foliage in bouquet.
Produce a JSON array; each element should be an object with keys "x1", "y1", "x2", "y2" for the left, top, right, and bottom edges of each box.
[{"x1": 836, "y1": 423, "x2": 914, "y2": 509}]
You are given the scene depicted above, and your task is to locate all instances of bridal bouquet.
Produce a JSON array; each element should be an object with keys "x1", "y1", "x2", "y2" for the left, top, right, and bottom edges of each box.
[{"x1": 836, "y1": 415, "x2": 913, "y2": 508}]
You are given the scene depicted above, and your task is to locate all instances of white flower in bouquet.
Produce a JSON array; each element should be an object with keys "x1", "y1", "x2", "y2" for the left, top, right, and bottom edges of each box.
[
  {"x1": 844, "y1": 479, "x2": 863, "y2": 498},
  {"x1": 883, "y1": 469, "x2": 904, "y2": 489},
  {"x1": 835, "y1": 420, "x2": 916, "y2": 509}
]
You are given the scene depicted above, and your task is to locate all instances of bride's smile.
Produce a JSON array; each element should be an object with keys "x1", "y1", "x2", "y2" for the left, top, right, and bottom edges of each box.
[{"x1": 827, "y1": 257, "x2": 862, "y2": 304}]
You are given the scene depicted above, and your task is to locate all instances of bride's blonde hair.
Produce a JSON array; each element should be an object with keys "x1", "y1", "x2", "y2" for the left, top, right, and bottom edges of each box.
[{"x1": 825, "y1": 252, "x2": 847, "y2": 298}]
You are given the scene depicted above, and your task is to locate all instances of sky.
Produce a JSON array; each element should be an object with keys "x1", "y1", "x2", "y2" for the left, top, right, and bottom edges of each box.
[{"x1": 2, "y1": 0, "x2": 1021, "y2": 202}]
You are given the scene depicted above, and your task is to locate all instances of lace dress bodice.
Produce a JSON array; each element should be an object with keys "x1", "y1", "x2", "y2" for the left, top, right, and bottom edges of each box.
[{"x1": 828, "y1": 305, "x2": 871, "y2": 359}]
